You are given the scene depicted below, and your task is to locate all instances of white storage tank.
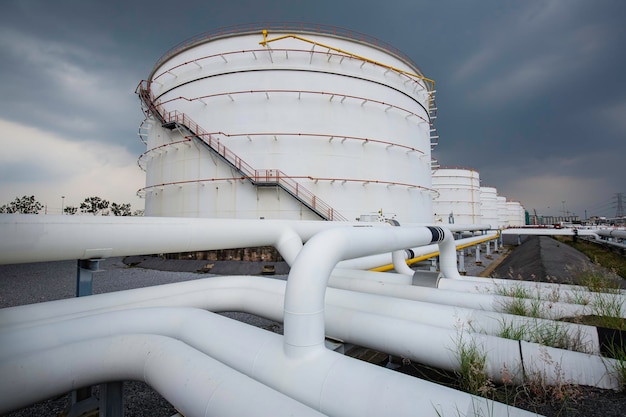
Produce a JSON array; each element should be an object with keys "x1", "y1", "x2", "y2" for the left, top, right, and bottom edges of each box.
[
  {"x1": 137, "y1": 24, "x2": 435, "y2": 222},
  {"x1": 479, "y1": 186, "x2": 499, "y2": 229},
  {"x1": 496, "y1": 196, "x2": 508, "y2": 228},
  {"x1": 505, "y1": 201, "x2": 525, "y2": 227},
  {"x1": 431, "y1": 168, "x2": 481, "y2": 224}
]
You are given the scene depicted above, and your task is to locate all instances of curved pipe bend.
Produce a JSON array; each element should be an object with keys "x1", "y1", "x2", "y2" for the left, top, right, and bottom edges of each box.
[
  {"x1": 283, "y1": 225, "x2": 442, "y2": 356},
  {"x1": 0, "y1": 333, "x2": 324, "y2": 417}
]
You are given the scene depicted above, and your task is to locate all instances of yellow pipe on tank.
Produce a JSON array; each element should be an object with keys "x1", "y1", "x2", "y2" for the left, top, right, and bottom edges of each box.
[{"x1": 259, "y1": 31, "x2": 435, "y2": 91}]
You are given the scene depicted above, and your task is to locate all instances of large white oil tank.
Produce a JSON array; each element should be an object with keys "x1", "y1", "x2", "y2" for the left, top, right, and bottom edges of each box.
[
  {"x1": 479, "y1": 186, "x2": 499, "y2": 229},
  {"x1": 137, "y1": 24, "x2": 436, "y2": 222},
  {"x1": 431, "y1": 168, "x2": 481, "y2": 224}
]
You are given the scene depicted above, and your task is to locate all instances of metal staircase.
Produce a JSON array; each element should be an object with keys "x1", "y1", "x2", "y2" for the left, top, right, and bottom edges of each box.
[{"x1": 137, "y1": 81, "x2": 347, "y2": 221}]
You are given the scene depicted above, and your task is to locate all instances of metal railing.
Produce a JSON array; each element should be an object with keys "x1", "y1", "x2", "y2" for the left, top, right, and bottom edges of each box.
[
  {"x1": 137, "y1": 82, "x2": 347, "y2": 220},
  {"x1": 163, "y1": 110, "x2": 348, "y2": 221}
]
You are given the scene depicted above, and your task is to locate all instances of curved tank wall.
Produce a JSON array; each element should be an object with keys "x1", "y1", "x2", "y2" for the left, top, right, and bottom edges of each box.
[
  {"x1": 505, "y1": 201, "x2": 524, "y2": 227},
  {"x1": 479, "y1": 186, "x2": 499, "y2": 229},
  {"x1": 496, "y1": 196, "x2": 508, "y2": 228},
  {"x1": 138, "y1": 25, "x2": 435, "y2": 222},
  {"x1": 431, "y1": 168, "x2": 481, "y2": 225}
]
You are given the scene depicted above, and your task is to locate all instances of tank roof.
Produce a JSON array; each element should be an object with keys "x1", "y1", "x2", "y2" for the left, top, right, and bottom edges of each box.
[{"x1": 153, "y1": 22, "x2": 424, "y2": 78}]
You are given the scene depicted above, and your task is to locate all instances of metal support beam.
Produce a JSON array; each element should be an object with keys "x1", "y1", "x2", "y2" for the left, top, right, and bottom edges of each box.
[
  {"x1": 429, "y1": 257, "x2": 438, "y2": 272},
  {"x1": 76, "y1": 259, "x2": 102, "y2": 297},
  {"x1": 457, "y1": 249, "x2": 466, "y2": 275},
  {"x1": 72, "y1": 260, "x2": 125, "y2": 417},
  {"x1": 100, "y1": 382, "x2": 124, "y2": 417}
]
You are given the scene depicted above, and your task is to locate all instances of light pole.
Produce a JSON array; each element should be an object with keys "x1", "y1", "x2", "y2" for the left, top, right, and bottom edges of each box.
[{"x1": 61, "y1": 196, "x2": 65, "y2": 215}]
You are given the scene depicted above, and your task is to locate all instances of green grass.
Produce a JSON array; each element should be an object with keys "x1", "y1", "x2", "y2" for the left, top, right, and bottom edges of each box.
[{"x1": 556, "y1": 236, "x2": 626, "y2": 279}]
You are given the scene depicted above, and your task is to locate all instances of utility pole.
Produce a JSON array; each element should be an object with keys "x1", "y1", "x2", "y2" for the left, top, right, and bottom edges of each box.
[{"x1": 616, "y1": 193, "x2": 624, "y2": 219}]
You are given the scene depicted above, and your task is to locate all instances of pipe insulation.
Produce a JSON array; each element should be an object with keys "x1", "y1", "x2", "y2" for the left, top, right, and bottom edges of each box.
[
  {"x1": 0, "y1": 214, "x2": 388, "y2": 265},
  {"x1": 437, "y1": 277, "x2": 626, "y2": 309},
  {"x1": 281, "y1": 225, "x2": 455, "y2": 355},
  {"x1": 1, "y1": 282, "x2": 611, "y2": 388},
  {"x1": 0, "y1": 333, "x2": 325, "y2": 417},
  {"x1": 0, "y1": 307, "x2": 543, "y2": 417},
  {"x1": 596, "y1": 229, "x2": 626, "y2": 239},
  {"x1": 328, "y1": 270, "x2": 592, "y2": 319},
  {"x1": 337, "y1": 232, "x2": 498, "y2": 271}
]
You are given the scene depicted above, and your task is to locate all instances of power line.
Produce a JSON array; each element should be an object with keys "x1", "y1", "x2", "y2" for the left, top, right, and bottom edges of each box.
[{"x1": 616, "y1": 192, "x2": 625, "y2": 218}]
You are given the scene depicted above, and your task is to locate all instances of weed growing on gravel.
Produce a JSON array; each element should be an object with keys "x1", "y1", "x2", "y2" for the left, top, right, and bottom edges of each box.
[{"x1": 454, "y1": 335, "x2": 495, "y2": 398}]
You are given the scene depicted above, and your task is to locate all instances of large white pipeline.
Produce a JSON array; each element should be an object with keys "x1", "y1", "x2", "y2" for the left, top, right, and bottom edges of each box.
[
  {"x1": 597, "y1": 229, "x2": 626, "y2": 240},
  {"x1": 0, "y1": 214, "x2": 380, "y2": 265},
  {"x1": 337, "y1": 232, "x2": 498, "y2": 271},
  {"x1": 0, "y1": 281, "x2": 601, "y2": 356},
  {"x1": 1, "y1": 273, "x2": 617, "y2": 396},
  {"x1": 3, "y1": 216, "x2": 622, "y2": 414},
  {"x1": 502, "y1": 227, "x2": 626, "y2": 251},
  {"x1": 328, "y1": 269, "x2": 593, "y2": 319},
  {"x1": 437, "y1": 276, "x2": 626, "y2": 310},
  {"x1": 1, "y1": 216, "x2": 544, "y2": 417},
  {"x1": 0, "y1": 333, "x2": 326, "y2": 416},
  {"x1": 1, "y1": 308, "x2": 544, "y2": 416}
]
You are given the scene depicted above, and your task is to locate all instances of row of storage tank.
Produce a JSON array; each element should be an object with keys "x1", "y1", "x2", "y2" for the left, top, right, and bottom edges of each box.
[
  {"x1": 431, "y1": 168, "x2": 525, "y2": 228},
  {"x1": 137, "y1": 24, "x2": 525, "y2": 229}
]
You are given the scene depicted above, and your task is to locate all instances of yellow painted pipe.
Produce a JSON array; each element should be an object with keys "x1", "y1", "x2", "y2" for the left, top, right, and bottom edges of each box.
[
  {"x1": 369, "y1": 232, "x2": 500, "y2": 272},
  {"x1": 259, "y1": 32, "x2": 435, "y2": 91}
]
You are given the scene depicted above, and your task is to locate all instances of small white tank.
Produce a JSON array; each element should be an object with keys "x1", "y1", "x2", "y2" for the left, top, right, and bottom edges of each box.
[
  {"x1": 431, "y1": 168, "x2": 481, "y2": 224},
  {"x1": 479, "y1": 186, "x2": 499, "y2": 229},
  {"x1": 496, "y1": 196, "x2": 508, "y2": 228}
]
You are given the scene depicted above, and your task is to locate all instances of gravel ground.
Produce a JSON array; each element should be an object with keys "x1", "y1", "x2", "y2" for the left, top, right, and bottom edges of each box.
[{"x1": 491, "y1": 235, "x2": 625, "y2": 285}]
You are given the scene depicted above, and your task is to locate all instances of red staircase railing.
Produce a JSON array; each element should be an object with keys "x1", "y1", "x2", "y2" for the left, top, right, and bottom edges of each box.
[{"x1": 137, "y1": 82, "x2": 347, "y2": 221}]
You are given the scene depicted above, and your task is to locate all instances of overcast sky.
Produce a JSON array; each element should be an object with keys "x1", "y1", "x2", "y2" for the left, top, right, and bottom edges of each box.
[{"x1": 0, "y1": 0, "x2": 624, "y2": 218}]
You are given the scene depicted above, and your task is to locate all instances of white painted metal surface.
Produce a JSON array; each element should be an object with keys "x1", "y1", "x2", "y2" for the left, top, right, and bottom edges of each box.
[
  {"x1": 479, "y1": 186, "x2": 499, "y2": 228},
  {"x1": 432, "y1": 168, "x2": 482, "y2": 224},
  {"x1": 506, "y1": 201, "x2": 524, "y2": 227},
  {"x1": 140, "y1": 25, "x2": 434, "y2": 222},
  {"x1": 0, "y1": 215, "x2": 548, "y2": 417},
  {"x1": 496, "y1": 195, "x2": 508, "y2": 228}
]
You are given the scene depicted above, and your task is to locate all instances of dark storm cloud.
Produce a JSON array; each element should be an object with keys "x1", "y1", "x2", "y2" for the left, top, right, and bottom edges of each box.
[{"x1": 1, "y1": 0, "x2": 624, "y2": 217}]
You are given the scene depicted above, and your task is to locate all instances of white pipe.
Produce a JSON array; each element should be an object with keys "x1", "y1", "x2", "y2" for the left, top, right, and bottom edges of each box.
[
  {"x1": 328, "y1": 272, "x2": 591, "y2": 319},
  {"x1": 0, "y1": 333, "x2": 325, "y2": 417},
  {"x1": 438, "y1": 277, "x2": 626, "y2": 312},
  {"x1": 501, "y1": 228, "x2": 599, "y2": 238},
  {"x1": 0, "y1": 307, "x2": 544, "y2": 416},
  {"x1": 337, "y1": 232, "x2": 497, "y2": 271},
  {"x1": 1, "y1": 216, "x2": 617, "y2": 413},
  {"x1": 1, "y1": 277, "x2": 601, "y2": 356},
  {"x1": 282, "y1": 225, "x2": 447, "y2": 356},
  {"x1": 0, "y1": 214, "x2": 386, "y2": 265},
  {"x1": 391, "y1": 249, "x2": 414, "y2": 275},
  {"x1": 597, "y1": 229, "x2": 626, "y2": 239}
]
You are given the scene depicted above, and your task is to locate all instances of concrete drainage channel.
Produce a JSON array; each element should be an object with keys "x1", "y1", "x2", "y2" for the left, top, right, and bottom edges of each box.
[{"x1": 1, "y1": 215, "x2": 624, "y2": 417}]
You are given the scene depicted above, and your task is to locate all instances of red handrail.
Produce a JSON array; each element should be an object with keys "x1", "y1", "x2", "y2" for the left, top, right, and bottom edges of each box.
[{"x1": 137, "y1": 82, "x2": 347, "y2": 220}]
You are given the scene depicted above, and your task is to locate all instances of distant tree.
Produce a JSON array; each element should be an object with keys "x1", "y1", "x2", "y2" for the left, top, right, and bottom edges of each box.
[
  {"x1": 64, "y1": 206, "x2": 78, "y2": 215},
  {"x1": 0, "y1": 195, "x2": 44, "y2": 214},
  {"x1": 80, "y1": 196, "x2": 110, "y2": 216},
  {"x1": 111, "y1": 202, "x2": 132, "y2": 216},
  {"x1": 132, "y1": 209, "x2": 144, "y2": 216}
]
